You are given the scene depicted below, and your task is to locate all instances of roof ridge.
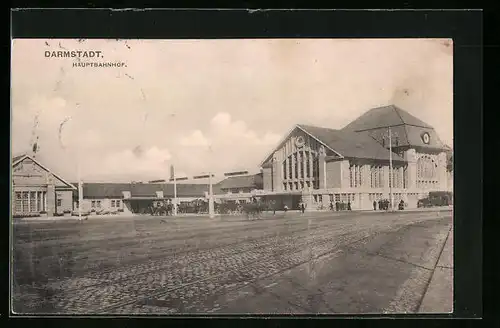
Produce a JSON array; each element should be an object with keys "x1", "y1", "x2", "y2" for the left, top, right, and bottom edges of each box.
[
  {"x1": 298, "y1": 123, "x2": 339, "y2": 131},
  {"x1": 392, "y1": 105, "x2": 405, "y2": 124}
]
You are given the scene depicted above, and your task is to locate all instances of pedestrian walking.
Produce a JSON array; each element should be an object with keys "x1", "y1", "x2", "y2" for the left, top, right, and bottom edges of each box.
[
  {"x1": 284, "y1": 204, "x2": 288, "y2": 214},
  {"x1": 301, "y1": 203, "x2": 305, "y2": 214},
  {"x1": 335, "y1": 201, "x2": 339, "y2": 211},
  {"x1": 347, "y1": 201, "x2": 352, "y2": 211},
  {"x1": 373, "y1": 200, "x2": 377, "y2": 211}
]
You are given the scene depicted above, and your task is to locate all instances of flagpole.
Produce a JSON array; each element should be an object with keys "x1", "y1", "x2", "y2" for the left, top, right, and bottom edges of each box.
[
  {"x1": 77, "y1": 158, "x2": 82, "y2": 220},
  {"x1": 173, "y1": 165, "x2": 178, "y2": 216},
  {"x1": 207, "y1": 145, "x2": 215, "y2": 219},
  {"x1": 209, "y1": 171, "x2": 214, "y2": 218},
  {"x1": 389, "y1": 127, "x2": 394, "y2": 212}
]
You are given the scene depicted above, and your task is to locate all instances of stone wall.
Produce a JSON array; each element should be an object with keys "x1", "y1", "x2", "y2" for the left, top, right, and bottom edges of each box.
[
  {"x1": 262, "y1": 167, "x2": 272, "y2": 191},
  {"x1": 325, "y1": 160, "x2": 342, "y2": 188}
]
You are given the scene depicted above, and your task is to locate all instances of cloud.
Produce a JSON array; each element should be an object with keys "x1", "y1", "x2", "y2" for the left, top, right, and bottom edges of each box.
[
  {"x1": 176, "y1": 112, "x2": 281, "y2": 174},
  {"x1": 180, "y1": 130, "x2": 210, "y2": 147},
  {"x1": 95, "y1": 146, "x2": 172, "y2": 179}
]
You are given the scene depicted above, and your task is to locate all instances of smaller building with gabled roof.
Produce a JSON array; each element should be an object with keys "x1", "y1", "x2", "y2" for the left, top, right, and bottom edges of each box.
[{"x1": 12, "y1": 153, "x2": 76, "y2": 217}]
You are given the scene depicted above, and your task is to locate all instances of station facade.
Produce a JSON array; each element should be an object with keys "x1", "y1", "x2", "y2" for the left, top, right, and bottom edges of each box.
[
  {"x1": 259, "y1": 105, "x2": 453, "y2": 210},
  {"x1": 11, "y1": 105, "x2": 453, "y2": 217}
]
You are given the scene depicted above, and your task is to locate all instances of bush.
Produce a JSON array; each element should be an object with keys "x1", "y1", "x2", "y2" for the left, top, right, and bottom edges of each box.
[
  {"x1": 90, "y1": 209, "x2": 96, "y2": 212},
  {"x1": 117, "y1": 208, "x2": 124, "y2": 212},
  {"x1": 39, "y1": 211, "x2": 47, "y2": 214},
  {"x1": 63, "y1": 210, "x2": 71, "y2": 214}
]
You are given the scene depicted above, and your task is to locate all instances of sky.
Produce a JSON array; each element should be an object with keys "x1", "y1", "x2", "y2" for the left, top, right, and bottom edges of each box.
[{"x1": 11, "y1": 38, "x2": 453, "y2": 182}]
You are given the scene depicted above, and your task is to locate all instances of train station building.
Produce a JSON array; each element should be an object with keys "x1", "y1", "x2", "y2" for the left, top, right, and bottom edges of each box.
[{"x1": 258, "y1": 105, "x2": 453, "y2": 210}]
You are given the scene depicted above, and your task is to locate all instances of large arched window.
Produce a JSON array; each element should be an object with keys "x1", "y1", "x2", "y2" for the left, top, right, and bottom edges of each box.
[{"x1": 282, "y1": 150, "x2": 320, "y2": 190}]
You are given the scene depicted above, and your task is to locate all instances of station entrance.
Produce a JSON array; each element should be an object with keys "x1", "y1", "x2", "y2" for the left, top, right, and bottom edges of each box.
[{"x1": 261, "y1": 193, "x2": 302, "y2": 210}]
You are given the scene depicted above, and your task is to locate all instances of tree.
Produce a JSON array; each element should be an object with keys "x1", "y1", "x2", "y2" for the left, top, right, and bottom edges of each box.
[{"x1": 446, "y1": 152, "x2": 453, "y2": 172}]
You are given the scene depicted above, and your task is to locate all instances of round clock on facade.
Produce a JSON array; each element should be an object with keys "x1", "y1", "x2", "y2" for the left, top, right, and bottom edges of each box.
[
  {"x1": 295, "y1": 136, "x2": 305, "y2": 148},
  {"x1": 421, "y1": 132, "x2": 430, "y2": 144}
]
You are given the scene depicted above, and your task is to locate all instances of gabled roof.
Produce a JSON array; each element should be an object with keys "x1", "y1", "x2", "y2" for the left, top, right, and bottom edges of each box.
[
  {"x1": 217, "y1": 173, "x2": 263, "y2": 190},
  {"x1": 342, "y1": 105, "x2": 433, "y2": 132},
  {"x1": 297, "y1": 124, "x2": 406, "y2": 162},
  {"x1": 13, "y1": 154, "x2": 27, "y2": 164},
  {"x1": 259, "y1": 124, "x2": 343, "y2": 166},
  {"x1": 13, "y1": 153, "x2": 77, "y2": 190}
]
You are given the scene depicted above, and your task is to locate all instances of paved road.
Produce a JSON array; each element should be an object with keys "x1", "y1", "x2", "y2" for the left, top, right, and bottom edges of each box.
[{"x1": 12, "y1": 210, "x2": 452, "y2": 314}]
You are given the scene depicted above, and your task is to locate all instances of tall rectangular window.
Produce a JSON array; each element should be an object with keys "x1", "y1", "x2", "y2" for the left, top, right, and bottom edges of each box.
[
  {"x1": 294, "y1": 153, "x2": 298, "y2": 179},
  {"x1": 288, "y1": 159, "x2": 292, "y2": 179},
  {"x1": 22, "y1": 192, "x2": 28, "y2": 212},
  {"x1": 306, "y1": 153, "x2": 311, "y2": 178},
  {"x1": 312, "y1": 157, "x2": 319, "y2": 179},
  {"x1": 97, "y1": 200, "x2": 101, "y2": 208},
  {"x1": 283, "y1": 161, "x2": 287, "y2": 180},
  {"x1": 37, "y1": 192, "x2": 42, "y2": 211},
  {"x1": 116, "y1": 200, "x2": 121, "y2": 207},
  {"x1": 57, "y1": 199, "x2": 62, "y2": 207},
  {"x1": 299, "y1": 152, "x2": 304, "y2": 178},
  {"x1": 15, "y1": 192, "x2": 22, "y2": 213},
  {"x1": 30, "y1": 192, "x2": 37, "y2": 212},
  {"x1": 91, "y1": 200, "x2": 96, "y2": 208},
  {"x1": 111, "y1": 200, "x2": 116, "y2": 207}
]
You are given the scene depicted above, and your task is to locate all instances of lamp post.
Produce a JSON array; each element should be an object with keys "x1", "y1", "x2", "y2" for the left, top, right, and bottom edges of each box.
[
  {"x1": 172, "y1": 165, "x2": 177, "y2": 216},
  {"x1": 207, "y1": 144, "x2": 215, "y2": 219},
  {"x1": 192, "y1": 145, "x2": 215, "y2": 218},
  {"x1": 59, "y1": 116, "x2": 83, "y2": 220},
  {"x1": 208, "y1": 170, "x2": 214, "y2": 219},
  {"x1": 383, "y1": 127, "x2": 399, "y2": 211}
]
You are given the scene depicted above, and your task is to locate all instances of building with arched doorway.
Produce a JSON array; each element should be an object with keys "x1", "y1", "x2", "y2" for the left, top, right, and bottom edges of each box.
[{"x1": 259, "y1": 105, "x2": 452, "y2": 210}]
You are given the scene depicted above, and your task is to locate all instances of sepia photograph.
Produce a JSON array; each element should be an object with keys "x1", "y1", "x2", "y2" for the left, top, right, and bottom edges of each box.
[{"x1": 11, "y1": 38, "x2": 454, "y2": 315}]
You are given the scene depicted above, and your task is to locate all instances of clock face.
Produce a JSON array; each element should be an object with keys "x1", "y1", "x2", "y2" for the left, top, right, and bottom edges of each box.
[
  {"x1": 295, "y1": 136, "x2": 305, "y2": 148},
  {"x1": 421, "y1": 132, "x2": 430, "y2": 144}
]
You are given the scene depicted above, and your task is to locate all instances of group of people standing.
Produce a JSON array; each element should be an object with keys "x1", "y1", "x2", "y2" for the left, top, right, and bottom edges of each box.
[
  {"x1": 372, "y1": 199, "x2": 406, "y2": 211},
  {"x1": 329, "y1": 201, "x2": 352, "y2": 211}
]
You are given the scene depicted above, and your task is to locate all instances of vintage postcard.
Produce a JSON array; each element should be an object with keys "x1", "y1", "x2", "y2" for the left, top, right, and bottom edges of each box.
[{"x1": 11, "y1": 38, "x2": 453, "y2": 315}]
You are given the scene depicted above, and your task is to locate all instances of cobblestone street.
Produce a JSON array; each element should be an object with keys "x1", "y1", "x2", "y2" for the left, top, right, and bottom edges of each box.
[{"x1": 12, "y1": 209, "x2": 453, "y2": 314}]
